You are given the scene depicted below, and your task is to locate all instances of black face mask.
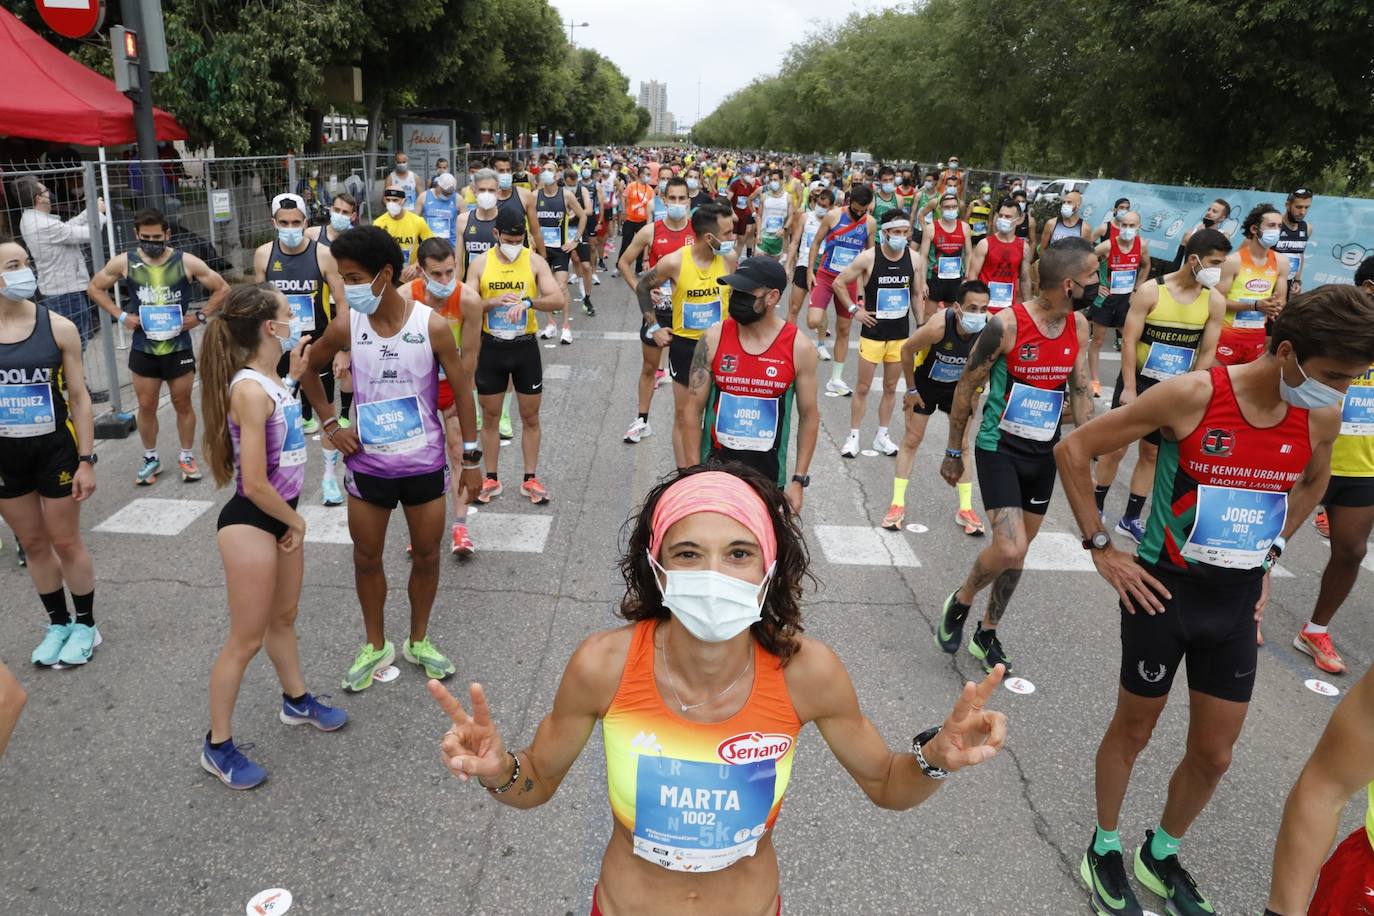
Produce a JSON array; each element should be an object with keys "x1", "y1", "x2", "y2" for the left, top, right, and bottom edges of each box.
[
  {"x1": 848, "y1": 206, "x2": 865, "y2": 221},
  {"x1": 1072, "y1": 280, "x2": 1099, "y2": 311},
  {"x1": 728, "y1": 288, "x2": 766, "y2": 324},
  {"x1": 138, "y1": 240, "x2": 166, "y2": 257},
  {"x1": 1201, "y1": 217, "x2": 1217, "y2": 228}
]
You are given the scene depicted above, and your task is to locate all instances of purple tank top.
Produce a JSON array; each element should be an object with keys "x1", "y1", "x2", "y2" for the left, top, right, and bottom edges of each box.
[
  {"x1": 345, "y1": 302, "x2": 445, "y2": 478},
  {"x1": 229, "y1": 369, "x2": 306, "y2": 501}
]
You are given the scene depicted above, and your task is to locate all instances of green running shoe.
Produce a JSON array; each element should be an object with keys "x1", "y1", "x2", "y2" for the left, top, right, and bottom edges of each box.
[
  {"x1": 1134, "y1": 831, "x2": 1215, "y2": 916},
  {"x1": 1081, "y1": 840, "x2": 1144, "y2": 916},
  {"x1": 403, "y1": 636, "x2": 456, "y2": 680},
  {"x1": 934, "y1": 591, "x2": 970, "y2": 654},
  {"x1": 498, "y1": 410, "x2": 513, "y2": 440},
  {"x1": 342, "y1": 640, "x2": 395, "y2": 692},
  {"x1": 968, "y1": 622, "x2": 1013, "y2": 675}
]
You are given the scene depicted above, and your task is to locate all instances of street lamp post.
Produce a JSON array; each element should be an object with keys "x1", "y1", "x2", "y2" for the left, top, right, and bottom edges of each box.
[{"x1": 566, "y1": 19, "x2": 589, "y2": 44}]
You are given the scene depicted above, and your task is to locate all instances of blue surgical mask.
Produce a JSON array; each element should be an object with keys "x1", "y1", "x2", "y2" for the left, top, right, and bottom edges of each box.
[
  {"x1": 426, "y1": 276, "x2": 457, "y2": 299},
  {"x1": 667, "y1": 203, "x2": 688, "y2": 221},
  {"x1": 274, "y1": 316, "x2": 303, "y2": 353},
  {"x1": 1119, "y1": 227, "x2": 1138, "y2": 243},
  {"x1": 713, "y1": 238, "x2": 735, "y2": 255},
  {"x1": 497, "y1": 173, "x2": 513, "y2": 190},
  {"x1": 995, "y1": 216, "x2": 1014, "y2": 234},
  {"x1": 344, "y1": 276, "x2": 383, "y2": 315},
  {"x1": 883, "y1": 232, "x2": 907, "y2": 251},
  {"x1": 329, "y1": 212, "x2": 352, "y2": 232},
  {"x1": 769, "y1": 180, "x2": 781, "y2": 192},
  {"x1": 277, "y1": 227, "x2": 305, "y2": 248},
  {"x1": 959, "y1": 310, "x2": 988, "y2": 334},
  {"x1": 687, "y1": 178, "x2": 700, "y2": 191},
  {"x1": 1, "y1": 267, "x2": 37, "y2": 301},
  {"x1": 881, "y1": 181, "x2": 895, "y2": 194},
  {"x1": 1260, "y1": 228, "x2": 1281, "y2": 248},
  {"x1": 1280, "y1": 358, "x2": 1344, "y2": 410},
  {"x1": 581, "y1": 168, "x2": 591, "y2": 178}
]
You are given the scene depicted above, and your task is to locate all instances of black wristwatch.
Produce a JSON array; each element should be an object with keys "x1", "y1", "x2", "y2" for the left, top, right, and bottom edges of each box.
[
  {"x1": 791, "y1": 474, "x2": 810, "y2": 488},
  {"x1": 462, "y1": 448, "x2": 483, "y2": 463},
  {"x1": 1082, "y1": 530, "x2": 1111, "y2": 551},
  {"x1": 913, "y1": 726, "x2": 949, "y2": 780},
  {"x1": 194, "y1": 309, "x2": 207, "y2": 324},
  {"x1": 78, "y1": 453, "x2": 98, "y2": 466}
]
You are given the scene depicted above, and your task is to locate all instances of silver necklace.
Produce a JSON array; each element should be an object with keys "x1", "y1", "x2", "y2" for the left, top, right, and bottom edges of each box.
[{"x1": 661, "y1": 631, "x2": 753, "y2": 713}]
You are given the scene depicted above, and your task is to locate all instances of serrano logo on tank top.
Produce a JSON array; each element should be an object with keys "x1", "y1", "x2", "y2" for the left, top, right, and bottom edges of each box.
[{"x1": 717, "y1": 732, "x2": 794, "y2": 764}]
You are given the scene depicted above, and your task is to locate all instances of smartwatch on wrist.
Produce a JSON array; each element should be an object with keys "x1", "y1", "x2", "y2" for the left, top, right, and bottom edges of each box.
[{"x1": 791, "y1": 474, "x2": 810, "y2": 488}]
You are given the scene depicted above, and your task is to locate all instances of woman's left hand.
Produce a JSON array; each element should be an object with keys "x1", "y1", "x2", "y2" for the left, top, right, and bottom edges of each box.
[{"x1": 927, "y1": 665, "x2": 1008, "y2": 772}]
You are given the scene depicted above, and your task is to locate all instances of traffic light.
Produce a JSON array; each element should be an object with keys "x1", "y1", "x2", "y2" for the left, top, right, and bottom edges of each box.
[{"x1": 112, "y1": 26, "x2": 141, "y2": 93}]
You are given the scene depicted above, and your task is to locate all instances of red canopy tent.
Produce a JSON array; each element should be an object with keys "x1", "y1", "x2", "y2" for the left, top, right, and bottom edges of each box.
[{"x1": 0, "y1": 7, "x2": 186, "y2": 146}]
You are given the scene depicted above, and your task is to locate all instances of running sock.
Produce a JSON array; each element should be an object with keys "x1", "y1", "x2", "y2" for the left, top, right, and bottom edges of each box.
[
  {"x1": 322, "y1": 448, "x2": 339, "y2": 472},
  {"x1": 1093, "y1": 825, "x2": 1122, "y2": 856},
  {"x1": 40, "y1": 588, "x2": 70, "y2": 626},
  {"x1": 848, "y1": 428, "x2": 859, "y2": 439},
  {"x1": 638, "y1": 412, "x2": 648, "y2": 423},
  {"x1": 893, "y1": 478, "x2": 908, "y2": 508},
  {"x1": 206, "y1": 731, "x2": 229, "y2": 750},
  {"x1": 340, "y1": 391, "x2": 353, "y2": 416},
  {"x1": 1093, "y1": 484, "x2": 1110, "y2": 512},
  {"x1": 486, "y1": 472, "x2": 498, "y2": 481},
  {"x1": 1149, "y1": 826, "x2": 1182, "y2": 860},
  {"x1": 179, "y1": 448, "x2": 194, "y2": 463},
  {"x1": 877, "y1": 426, "x2": 889, "y2": 441},
  {"x1": 830, "y1": 362, "x2": 844, "y2": 382},
  {"x1": 144, "y1": 448, "x2": 158, "y2": 462},
  {"x1": 1124, "y1": 493, "x2": 1146, "y2": 521},
  {"x1": 958, "y1": 482, "x2": 973, "y2": 512},
  {"x1": 1304, "y1": 621, "x2": 1330, "y2": 635},
  {"x1": 283, "y1": 691, "x2": 308, "y2": 706},
  {"x1": 71, "y1": 589, "x2": 94, "y2": 627},
  {"x1": 523, "y1": 473, "x2": 536, "y2": 482}
]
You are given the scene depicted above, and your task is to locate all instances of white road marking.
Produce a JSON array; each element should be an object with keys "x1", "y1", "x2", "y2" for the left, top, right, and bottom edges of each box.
[
  {"x1": 299, "y1": 506, "x2": 353, "y2": 544},
  {"x1": 94, "y1": 497, "x2": 213, "y2": 536},
  {"x1": 1022, "y1": 533, "x2": 1097, "y2": 571},
  {"x1": 543, "y1": 364, "x2": 572, "y2": 379},
  {"x1": 472, "y1": 513, "x2": 552, "y2": 552},
  {"x1": 813, "y1": 525, "x2": 921, "y2": 567}
]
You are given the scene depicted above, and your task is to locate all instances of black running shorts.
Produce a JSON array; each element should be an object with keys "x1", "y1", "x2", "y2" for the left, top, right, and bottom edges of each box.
[{"x1": 974, "y1": 446, "x2": 1057, "y2": 515}]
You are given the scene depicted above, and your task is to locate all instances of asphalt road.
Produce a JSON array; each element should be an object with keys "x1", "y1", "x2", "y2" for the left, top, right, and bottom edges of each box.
[{"x1": 0, "y1": 269, "x2": 1366, "y2": 916}]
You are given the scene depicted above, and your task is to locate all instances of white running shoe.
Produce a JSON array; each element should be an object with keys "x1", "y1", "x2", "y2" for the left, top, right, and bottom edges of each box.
[
  {"x1": 539, "y1": 321, "x2": 557, "y2": 340},
  {"x1": 873, "y1": 432, "x2": 899, "y2": 456},
  {"x1": 816, "y1": 343, "x2": 833, "y2": 361},
  {"x1": 840, "y1": 431, "x2": 860, "y2": 458},
  {"x1": 624, "y1": 418, "x2": 652, "y2": 443},
  {"x1": 592, "y1": 274, "x2": 601, "y2": 286},
  {"x1": 560, "y1": 327, "x2": 574, "y2": 345},
  {"x1": 825, "y1": 377, "x2": 853, "y2": 396}
]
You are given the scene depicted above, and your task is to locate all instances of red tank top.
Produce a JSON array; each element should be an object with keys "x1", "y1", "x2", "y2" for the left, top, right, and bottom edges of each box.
[
  {"x1": 729, "y1": 177, "x2": 757, "y2": 216},
  {"x1": 712, "y1": 318, "x2": 799, "y2": 400},
  {"x1": 1003, "y1": 300, "x2": 1078, "y2": 390},
  {"x1": 1176, "y1": 367, "x2": 1311, "y2": 490},
  {"x1": 980, "y1": 235, "x2": 1024, "y2": 312},
  {"x1": 649, "y1": 219, "x2": 694, "y2": 268},
  {"x1": 1106, "y1": 235, "x2": 1143, "y2": 297},
  {"x1": 932, "y1": 219, "x2": 965, "y2": 256}
]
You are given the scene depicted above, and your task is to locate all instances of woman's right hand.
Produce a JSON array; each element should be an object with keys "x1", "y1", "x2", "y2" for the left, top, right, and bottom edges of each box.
[
  {"x1": 278, "y1": 511, "x2": 307, "y2": 552},
  {"x1": 428, "y1": 681, "x2": 510, "y2": 783},
  {"x1": 287, "y1": 340, "x2": 312, "y2": 382}
]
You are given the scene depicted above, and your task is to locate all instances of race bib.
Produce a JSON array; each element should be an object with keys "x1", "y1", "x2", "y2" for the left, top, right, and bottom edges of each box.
[
  {"x1": 998, "y1": 382, "x2": 1064, "y2": 442},
  {"x1": 736, "y1": 195, "x2": 749, "y2": 210},
  {"x1": 285, "y1": 294, "x2": 316, "y2": 333},
  {"x1": 541, "y1": 226, "x2": 562, "y2": 246},
  {"x1": 1340, "y1": 385, "x2": 1374, "y2": 436},
  {"x1": 988, "y1": 281, "x2": 1013, "y2": 310},
  {"x1": 925, "y1": 354, "x2": 963, "y2": 384},
  {"x1": 1232, "y1": 308, "x2": 1266, "y2": 330},
  {"x1": 763, "y1": 214, "x2": 784, "y2": 235},
  {"x1": 1181, "y1": 485, "x2": 1287, "y2": 569},
  {"x1": 682, "y1": 299, "x2": 720, "y2": 331},
  {"x1": 631, "y1": 755, "x2": 775, "y2": 874},
  {"x1": 937, "y1": 256, "x2": 961, "y2": 280},
  {"x1": 0, "y1": 383, "x2": 55, "y2": 438},
  {"x1": 139, "y1": 304, "x2": 183, "y2": 341},
  {"x1": 1140, "y1": 342, "x2": 1195, "y2": 381},
  {"x1": 486, "y1": 303, "x2": 529, "y2": 340},
  {"x1": 404, "y1": 187, "x2": 417, "y2": 209},
  {"x1": 714, "y1": 392, "x2": 779, "y2": 452},
  {"x1": 801, "y1": 229, "x2": 816, "y2": 255},
  {"x1": 1109, "y1": 268, "x2": 1137, "y2": 295},
  {"x1": 875, "y1": 287, "x2": 910, "y2": 320},
  {"x1": 970, "y1": 220, "x2": 988, "y2": 235},
  {"x1": 356, "y1": 395, "x2": 426, "y2": 455},
  {"x1": 1286, "y1": 253, "x2": 1302, "y2": 278},
  {"x1": 828, "y1": 246, "x2": 858, "y2": 270},
  {"x1": 427, "y1": 215, "x2": 452, "y2": 239},
  {"x1": 280, "y1": 401, "x2": 307, "y2": 466}
]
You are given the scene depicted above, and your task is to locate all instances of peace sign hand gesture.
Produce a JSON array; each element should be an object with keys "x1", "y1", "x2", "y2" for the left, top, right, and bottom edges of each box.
[
  {"x1": 427, "y1": 680, "x2": 509, "y2": 783},
  {"x1": 927, "y1": 664, "x2": 1008, "y2": 773}
]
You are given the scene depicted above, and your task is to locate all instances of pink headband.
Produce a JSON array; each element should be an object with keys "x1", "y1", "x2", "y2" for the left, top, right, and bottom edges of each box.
[{"x1": 649, "y1": 471, "x2": 777, "y2": 570}]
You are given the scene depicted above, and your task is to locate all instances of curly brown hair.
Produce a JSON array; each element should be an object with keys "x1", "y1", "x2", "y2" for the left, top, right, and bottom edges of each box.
[{"x1": 617, "y1": 463, "x2": 813, "y2": 664}]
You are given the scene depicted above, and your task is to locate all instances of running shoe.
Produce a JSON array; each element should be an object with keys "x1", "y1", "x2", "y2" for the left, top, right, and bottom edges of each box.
[
  {"x1": 881, "y1": 505, "x2": 905, "y2": 530},
  {"x1": 560, "y1": 327, "x2": 573, "y2": 345},
  {"x1": 935, "y1": 592, "x2": 971, "y2": 654},
  {"x1": 1313, "y1": 508, "x2": 1330, "y2": 538},
  {"x1": 302, "y1": 418, "x2": 321, "y2": 435},
  {"x1": 816, "y1": 343, "x2": 833, "y2": 361},
  {"x1": 955, "y1": 508, "x2": 986, "y2": 536},
  {"x1": 1092, "y1": 379, "x2": 1102, "y2": 397},
  {"x1": 31, "y1": 623, "x2": 72, "y2": 666},
  {"x1": 15, "y1": 542, "x2": 25, "y2": 567},
  {"x1": 539, "y1": 321, "x2": 557, "y2": 340},
  {"x1": 200, "y1": 737, "x2": 267, "y2": 790},
  {"x1": 1294, "y1": 629, "x2": 1346, "y2": 674},
  {"x1": 653, "y1": 369, "x2": 667, "y2": 389},
  {"x1": 403, "y1": 636, "x2": 456, "y2": 679},
  {"x1": 477, "y1": 479, "x2": 503, "y2": 503},
  {"x1": 1081, "y1": 840, "x2": 1144, "y2": 916},
  {"x1": 825, "y1": 378, "x2": 853, "y2": 396},
  {"x1": 322, "y1": 476, "x2": 343, "y2": 506},
  {"x1": 872, "y1": 432, "x2": 899, "y2": 456},
  {"x1": 592, "y1": 274, "x2": 601, "y2": 286},
  {"x1": 1115, "y1": 516, "x2": 1146, "y2": 544},
  {"x1": 279, "y1": 692, "x2": 348, "y2": 731},
  {"x1": 499, "y1": 412, "x2": 514, "y2": 440},
  {"x1": 624, "y1": 418, "x2": 652, "y2": 443},
  {"x1": 341, "y1": 640, "x2": 395, "y2": 692},
  {"x1": 57, "y1": 624, "x2": 100, "y2": 665},
  {"x1": 136, "y1": 456, "x2": 160, "y2": 486},
  {"x1": 840, "y1": 431, "x2": 860, "y2": 458},
  {"x1": 968, "y1": 622, "x2": 1012, "y2": 675},
  {"x1": 582, "y1": 296, "x2": 595, "y2": 316},
  {"x1": 520, "y1": 477, "x2": 551, "y2": 505},
  {"x1": 451, "y1": 524, "x2": 474, "y2": 558},
  {"x1": 1134, "y1": 831, "x2": 1215, "y2": 916},
  {"x1": 179, "y1": 455, "x2": 203, "y2": 482}
]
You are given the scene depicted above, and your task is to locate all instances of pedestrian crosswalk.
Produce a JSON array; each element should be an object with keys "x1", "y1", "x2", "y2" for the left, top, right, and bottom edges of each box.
[{"x1": 93, "y1": 497, "x2": 214, "y2": 536}]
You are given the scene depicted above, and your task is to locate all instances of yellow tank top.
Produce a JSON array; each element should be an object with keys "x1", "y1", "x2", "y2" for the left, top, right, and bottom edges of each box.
[
  {"x1": 1366, "y1": 782, "x2": 1373, "y2": 849},
  {"x1": 1224, "y1": 246, "x2": 1278, "y2": 328},
  {"x1": 1332, "y1": 364, "x2": 1374, "y2": 476},
  {"x1": 670, "y1": 246, "x2": 726, "y2": 340},
  {"x1": 479, "y1": 246, "x2": 539, "y2": 337},
  {"x1": 1134, "y1": 282, "x2": 1210, "y2": 375}
]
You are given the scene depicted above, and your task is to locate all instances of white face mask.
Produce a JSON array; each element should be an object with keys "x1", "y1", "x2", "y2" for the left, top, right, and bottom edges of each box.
[
  {"x1": 1193, "y1": 258, "x2": 1222, "y2": 289},
  {"x1": 995, "y1": 216, "x2": 1014, "y2": 234},
  {"x1": 386, "y1": 201, "x2": 403, "y2": 218},
  {"x1": 476, "y1": 191, "x2": 498, "y2": 211},
  {"x1": 941, "y1": 208, "x2": 958, "y2": 221},
  {"x1": 540, "y1": 171, "x2": 556, "y2": 185},
  {"x1": 1061, "y1": 203, "x2": 1076, "y2": 218},
  {"x1": 1118, "y1": 227, "x2": 1138, "y2": 243},
  {"x1": 498, "y1": 242, "x2": 523, "y2": 261},
  {"x1": 650, "y1": 555, "x2": 772, "y2": 644}
]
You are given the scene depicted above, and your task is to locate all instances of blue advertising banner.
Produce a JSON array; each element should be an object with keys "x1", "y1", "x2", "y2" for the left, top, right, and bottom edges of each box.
[{"x1": 1078, "y1": 180, "x2": 1374, "y2": 288}]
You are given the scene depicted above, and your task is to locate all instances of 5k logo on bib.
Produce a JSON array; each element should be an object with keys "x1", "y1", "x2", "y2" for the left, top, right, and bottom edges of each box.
[{"x1": 717, "y1": 732, "x2": 793, "y2": 764}]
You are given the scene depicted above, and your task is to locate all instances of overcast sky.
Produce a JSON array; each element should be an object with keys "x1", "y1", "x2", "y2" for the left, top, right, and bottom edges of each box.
[{"x1": 552, "y1": 0, "x2": 905, "y2": 126}]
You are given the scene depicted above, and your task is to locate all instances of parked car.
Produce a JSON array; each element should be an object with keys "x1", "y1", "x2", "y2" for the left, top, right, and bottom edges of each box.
[{"x1": 1032, "y1": 178, "x2": 1090, "y2": 202}]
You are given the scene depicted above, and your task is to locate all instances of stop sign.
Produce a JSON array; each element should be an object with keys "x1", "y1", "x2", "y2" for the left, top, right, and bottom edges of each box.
[{"x1": 36, "y1": 0, "x2": 106, "y2": 40}]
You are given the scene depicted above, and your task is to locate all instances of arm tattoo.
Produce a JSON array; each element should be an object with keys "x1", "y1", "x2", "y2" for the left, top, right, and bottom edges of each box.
[
  {"x1": 635, "y1": 269, "x2": 659, "y2": 320},
  {"x1": 688, "y1": 336, "x2": 713, "y2": 394},
  {"x1": 986, "y1": 568, "x2": 1023, "y2": 627}
]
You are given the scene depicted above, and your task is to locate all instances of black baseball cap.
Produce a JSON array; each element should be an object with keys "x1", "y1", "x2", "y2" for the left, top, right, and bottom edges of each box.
[
  {"x1": 494, "y1": 207, "x2": 526, "y2": 235},
  {"x1": 382, "y1": 187, "x2": 406, "y2": 200},
  {"x1": 721, "y1": 256, "x2": 787, "y2": 293}
]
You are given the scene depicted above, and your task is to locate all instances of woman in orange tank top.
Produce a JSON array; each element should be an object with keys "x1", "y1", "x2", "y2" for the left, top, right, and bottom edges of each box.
[{"x1": 428, "y1": 466, "x2": 1009, "y2": 915}]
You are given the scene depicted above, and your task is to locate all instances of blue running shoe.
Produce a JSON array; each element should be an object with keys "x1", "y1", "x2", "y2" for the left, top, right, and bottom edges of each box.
[
  {"x1": 200, "y1": 737, "x2": 267, "y2": 789},
  {"x1": 321, "y1": 475, "x2": 343, "y2": 507},
  {"x1": 1115, "y1": 516, "x2": 1146, "y2": 544},
  {"x1": 56, "y1": 624, "x2": 100, "y2": 666},
  {"x1": 32, "y1": 623, "x2": 72, "y2": 666},
  {"x1": 279, "y1": 693, "x2": 348, "y2": 731},
  {"x1": 136, "y1": 456, "x2": 160, "y2": 486}
]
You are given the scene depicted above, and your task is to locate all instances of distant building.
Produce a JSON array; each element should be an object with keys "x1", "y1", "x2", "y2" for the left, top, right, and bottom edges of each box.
[{"x1": 638, "y1": 80, "x2": 671, "y2": 136}]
